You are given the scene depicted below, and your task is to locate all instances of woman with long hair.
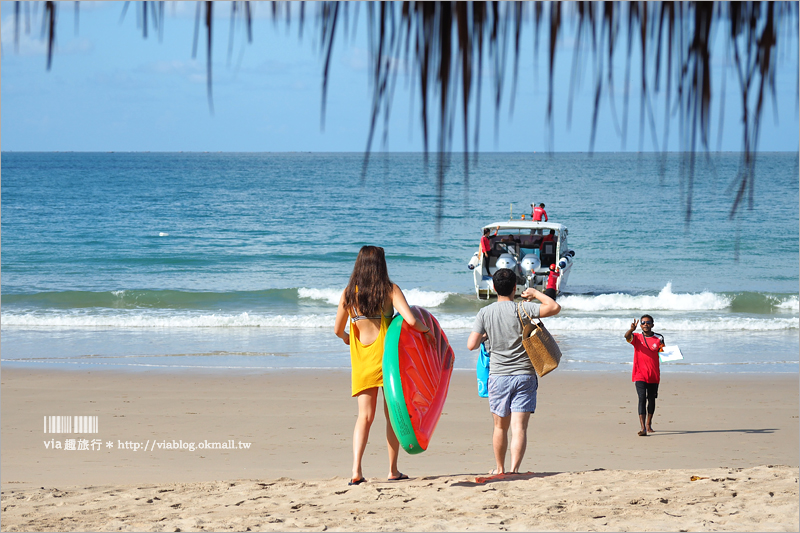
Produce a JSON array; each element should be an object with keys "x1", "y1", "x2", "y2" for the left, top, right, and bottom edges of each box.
[{"x1": 334, "y1": 245, "x2": 433, "y2": 485}]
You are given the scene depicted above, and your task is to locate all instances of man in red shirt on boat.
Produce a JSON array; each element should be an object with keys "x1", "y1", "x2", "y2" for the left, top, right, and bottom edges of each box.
[
  {"x1": 530, "y1": 203, "x2": 548, "y2": 222},
  {"x1": 624, "y1": 315, "x2": 665, "y2": 436}
]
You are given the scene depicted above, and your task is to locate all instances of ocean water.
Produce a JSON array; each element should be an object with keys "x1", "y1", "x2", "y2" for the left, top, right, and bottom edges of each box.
[{"x1": 2, "y1": 152, "x2": 798, "y2": 373}]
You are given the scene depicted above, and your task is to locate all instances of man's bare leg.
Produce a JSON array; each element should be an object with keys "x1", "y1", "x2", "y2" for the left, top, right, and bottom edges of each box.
[
  {"x1": 646, "y1": 412, "x2": 655, "y2": 433},
  {"x1": 492, "y1": 413, "x2": 511, "y2": 474},
  {"x1": 382, "y1": 393, "x2": 401, "y2": 479},
  {"x1": 638, "y1": 414, "x2": 648, "y2": 436},
  {"x1": 352, "y1": 388, "x2": 378, "y2": 481},
  {"x1": 509, "y1": 412, "x2": 531, "y2": 473}
]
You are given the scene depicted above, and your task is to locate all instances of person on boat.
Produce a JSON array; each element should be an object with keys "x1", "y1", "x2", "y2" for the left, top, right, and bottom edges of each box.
[
  {"x1": 466, "y1": 268, "x2": 561, "y2": 475},
  {"x1": 531, "y1": 203, "x2": 548, "y2": 222},
  {"x1": 544, "y1": 264, "x2": 560, "y2": 300},
  {"x1": 334, "y1": 246, "x2": 434, "y2": 485},
  {"x1": 539, "y1": 229, "x2": 556, "y2": 251},
  {"x1": 480, "y1": 228, "x2": 492, "y2": 276},
  {"x1": 624, "y1": 315, "x2": 665, "y2": 436}
]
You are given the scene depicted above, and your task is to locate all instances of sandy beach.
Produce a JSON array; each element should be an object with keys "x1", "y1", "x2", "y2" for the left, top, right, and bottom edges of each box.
[{"x1": 2, "y1": 368, "x2": 798, "y2": 531}]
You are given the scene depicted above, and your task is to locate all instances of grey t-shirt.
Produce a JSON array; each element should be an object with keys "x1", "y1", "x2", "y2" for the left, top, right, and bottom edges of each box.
[{"x1": 472, "y1": 300, "x2": 541, "y2": 376}]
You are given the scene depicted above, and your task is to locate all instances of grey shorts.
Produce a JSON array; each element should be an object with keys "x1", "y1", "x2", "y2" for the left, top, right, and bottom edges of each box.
[{"x1": 488, "y1": 374, "x2": 538, "y2": 417}]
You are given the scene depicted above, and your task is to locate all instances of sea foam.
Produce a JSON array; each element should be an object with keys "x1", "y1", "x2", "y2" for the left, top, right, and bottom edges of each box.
[
  {"x1": 297, "y1": 287, "x2": 451, "y2": 308},
  {"x1": 0, "y1": 312, "x2": 337, "y2": 329},
  {"x1": 776, "y1": 295, "x2": 799, "y2": 312},
  {"x1": 434, "y1": 315, "x2": 800, "y2": 332},
  {"x1": 542, "y1": 316, "x2": 799, "y2": 332},
  {"x1": 4, "y1": 312, "x2": 795, "y2": 331},
  {"x1": 297, "y1": 288, "x2": 342, "y2": 306},
  {"x1": 559, "y1": 283, "x2": 730, "y2": 311}
]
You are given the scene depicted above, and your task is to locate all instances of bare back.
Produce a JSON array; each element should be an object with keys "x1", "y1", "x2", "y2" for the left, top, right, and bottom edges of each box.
[{"x1": 350, "y1": 299, "x2": 394, "y2": 346}]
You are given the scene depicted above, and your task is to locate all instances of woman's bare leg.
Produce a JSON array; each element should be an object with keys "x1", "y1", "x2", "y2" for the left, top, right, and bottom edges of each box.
[
  {"x1": 352, "y1": 388, "x2": 378, "y2": 481},
  {"x1": 382, "y1": 392, "x2": 401, "y2": 479}
]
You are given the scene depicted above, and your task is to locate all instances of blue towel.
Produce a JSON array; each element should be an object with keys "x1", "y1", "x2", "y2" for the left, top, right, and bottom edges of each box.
[{"x1": 477, "y1": 343, "x2": 490, "y2": 398}]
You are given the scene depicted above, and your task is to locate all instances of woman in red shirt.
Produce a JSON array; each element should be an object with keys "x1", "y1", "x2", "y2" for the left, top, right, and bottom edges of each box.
[{"x1": 624, "y1": 315, "x2": 665, "y2": 436}]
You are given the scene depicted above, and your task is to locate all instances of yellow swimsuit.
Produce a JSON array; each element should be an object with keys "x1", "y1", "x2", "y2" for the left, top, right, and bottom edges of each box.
[{"x1": 349, "y1": 312, "x2": 392, "y2": 396}]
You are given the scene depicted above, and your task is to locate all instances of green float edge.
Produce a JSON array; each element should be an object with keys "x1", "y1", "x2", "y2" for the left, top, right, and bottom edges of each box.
[{"x1": 383, "y1": 315, "x2": 424, "y2": 455}]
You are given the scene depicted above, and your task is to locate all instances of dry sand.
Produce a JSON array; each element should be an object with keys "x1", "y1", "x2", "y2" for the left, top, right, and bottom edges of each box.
[{"x1": 2, "y1": 368, "x2": 798, "y2": 531}]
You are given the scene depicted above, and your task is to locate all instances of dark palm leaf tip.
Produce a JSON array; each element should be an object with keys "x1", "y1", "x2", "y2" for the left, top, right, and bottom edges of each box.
[
  {"x1": 16, "y1": 1, "x2": 798, "y2": 222},
  {"x1": 316, "y1": 2, "x2": 795, "y2": 223}
]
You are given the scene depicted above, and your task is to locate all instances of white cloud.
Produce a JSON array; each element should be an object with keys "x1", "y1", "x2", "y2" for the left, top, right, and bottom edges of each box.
[
  {"x1": 1, "y1": 14, "x2": 93, "y2": 57},
  {"x1": 1, "y1": 15, "x2": 48, "y2": 56}
]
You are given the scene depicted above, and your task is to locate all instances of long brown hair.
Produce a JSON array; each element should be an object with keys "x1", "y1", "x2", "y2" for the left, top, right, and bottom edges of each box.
[{"x1": 342, "y1": 246, "x2": 393, "y2": 318}]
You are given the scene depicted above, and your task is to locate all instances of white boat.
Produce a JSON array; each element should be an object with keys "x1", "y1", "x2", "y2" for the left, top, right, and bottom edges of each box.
[{"x1": 467, "y1": 220, "x2": 575, "y2": 299}]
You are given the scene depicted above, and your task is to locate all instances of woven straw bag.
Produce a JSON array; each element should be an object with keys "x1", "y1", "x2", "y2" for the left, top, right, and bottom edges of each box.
[{"x1": 516, "y1": 302, "x2": 562, "y2": 377}]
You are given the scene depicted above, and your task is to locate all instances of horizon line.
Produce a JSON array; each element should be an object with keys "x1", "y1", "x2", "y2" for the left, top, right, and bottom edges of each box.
[{"x1": 3, "y1": 150, "x2": 798, "y2": 155}]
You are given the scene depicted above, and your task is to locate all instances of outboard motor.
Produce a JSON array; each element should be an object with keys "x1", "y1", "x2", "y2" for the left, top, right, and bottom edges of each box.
[
  {"x1": 520, "y1": 254, "x2": 541, "y2": 277},
  {"x1": 495, "y1": 253, "x2": 517, "y2": 271}
]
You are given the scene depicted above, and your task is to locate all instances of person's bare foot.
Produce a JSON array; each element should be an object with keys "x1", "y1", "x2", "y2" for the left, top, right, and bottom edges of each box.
[
  {"x1": 647, "y1": 426, "x2": 655, "y2": 433},
  {"x1": 637, "y1": 430, "x2": 648, "y2": 436}
]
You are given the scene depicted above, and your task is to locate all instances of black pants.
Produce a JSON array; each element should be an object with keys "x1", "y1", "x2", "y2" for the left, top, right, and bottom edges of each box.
[
  {"x1": 635, "y1": 381, "x2": 659, "y2": 415},
  {"x1": 544, "y1": 288, "x2": 557, "y2": 300}
]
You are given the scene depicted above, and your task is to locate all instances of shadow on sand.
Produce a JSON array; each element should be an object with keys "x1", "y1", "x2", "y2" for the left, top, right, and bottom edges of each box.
[
  {"x1": 450, "y1": 471, "x2": 561, "y2": 487},
  {"x1": 649, "y1": 427, "x2": 779, "y2": 436}
]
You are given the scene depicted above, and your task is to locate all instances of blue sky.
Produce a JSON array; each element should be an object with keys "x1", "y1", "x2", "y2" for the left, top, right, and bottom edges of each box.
[{"x1": 2, "y1": 1, "x2": 798, "y2": 152}]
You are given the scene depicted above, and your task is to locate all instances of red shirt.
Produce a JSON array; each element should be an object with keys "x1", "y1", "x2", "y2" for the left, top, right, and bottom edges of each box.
[
  {"x1": 480, "y1": 235, "x2": 491, "y2": 253},
  {"x1": 539, "y1": 234, "x2": 554, "y2": 250},
  {"x1": 628, "y1": 332, "x2": 662, "y2": 383},
  {"x1": 533, "y1": 206, "x2": 548, "y2": 221},
  {"x1": 546, "y1": 270, "x2": 560, "y2": 290}
]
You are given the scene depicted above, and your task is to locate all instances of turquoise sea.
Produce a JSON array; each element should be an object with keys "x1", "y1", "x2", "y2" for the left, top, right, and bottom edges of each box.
[{"x1": 2, "y1": 152, "x2": 798, "y2": 373}]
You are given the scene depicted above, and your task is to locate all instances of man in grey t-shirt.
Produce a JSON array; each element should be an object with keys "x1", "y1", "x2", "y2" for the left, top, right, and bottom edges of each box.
[{"x1": 467, "y1": 268, "x2": 561, "y2": 475}]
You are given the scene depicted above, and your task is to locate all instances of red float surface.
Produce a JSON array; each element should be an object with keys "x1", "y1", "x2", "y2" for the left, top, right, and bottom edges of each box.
[{"x1": 395, "y1": 307, "x2": 455, "y2": 450}]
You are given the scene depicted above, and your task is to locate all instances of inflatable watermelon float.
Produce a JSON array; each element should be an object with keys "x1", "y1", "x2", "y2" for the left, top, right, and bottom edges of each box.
[{"x1": 383, "y1": 306, "x2": 455, "y2": 454}]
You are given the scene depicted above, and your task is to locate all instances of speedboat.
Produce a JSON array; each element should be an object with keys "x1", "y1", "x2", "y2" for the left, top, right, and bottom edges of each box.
[{"x1": 467, "y1": 220, "x2": 575, "y2": 299}]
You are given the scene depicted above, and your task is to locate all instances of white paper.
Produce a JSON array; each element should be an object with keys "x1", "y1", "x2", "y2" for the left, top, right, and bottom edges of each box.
[{"x1": 659, "y1": 345, "x2": 684, "y2": 362}]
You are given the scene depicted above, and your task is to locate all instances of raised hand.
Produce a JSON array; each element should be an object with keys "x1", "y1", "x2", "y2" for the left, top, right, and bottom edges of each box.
[{"x1": 520, "y1": 287, "x2": 538, "y2": 301}]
